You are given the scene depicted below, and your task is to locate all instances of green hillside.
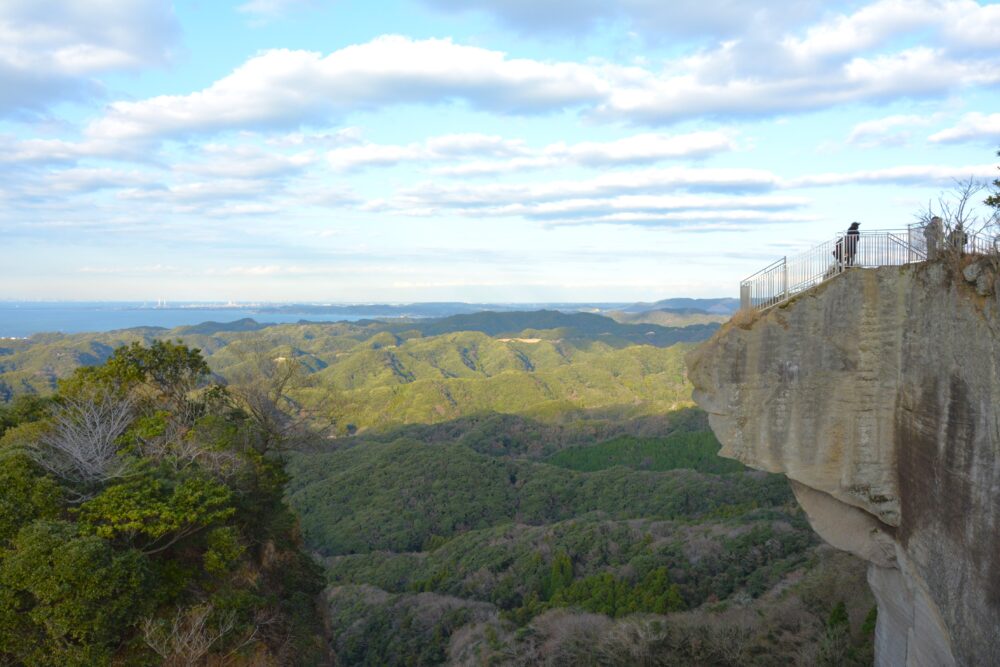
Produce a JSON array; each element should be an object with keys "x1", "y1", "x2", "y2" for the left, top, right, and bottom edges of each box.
[
  {"x1": 0, "y1": 315, "x2": 876, "y2": 665},
  {"x1": 1, "y1": 312, "x2": 707, "y2": 433},
  {"x1": 545, "y1": 431, "x2": 746, "y2": 474},
  {"x1": 285, "y1": 437, "x2": 790, "y2": 556},
  {"x1": 287, "y1": 408, "x2": 875, "y2": 665}
]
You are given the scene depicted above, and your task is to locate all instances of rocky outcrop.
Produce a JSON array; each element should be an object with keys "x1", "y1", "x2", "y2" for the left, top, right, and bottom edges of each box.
[{"x1": 687, "y1": 260, "x2": 1000, "y2": 667}]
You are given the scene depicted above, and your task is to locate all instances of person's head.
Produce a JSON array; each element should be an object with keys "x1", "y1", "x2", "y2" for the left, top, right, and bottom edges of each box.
[
  {"x1": 931, "y1": 216, "x2": 942, "y2": 225},
  {"x1": 848, "y1": 222, "x2": 860, "y2": 230}
]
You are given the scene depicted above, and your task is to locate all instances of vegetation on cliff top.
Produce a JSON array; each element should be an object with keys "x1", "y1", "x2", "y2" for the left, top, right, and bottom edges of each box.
[{"x1": 0, "y1": 342, "x2": 327, "y2": 665}]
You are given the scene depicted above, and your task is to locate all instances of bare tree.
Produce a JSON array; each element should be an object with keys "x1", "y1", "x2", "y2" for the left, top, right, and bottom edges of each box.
[
  {"x1": 134, "y1": 414, "x2": 241, "y2": 479},
  {"x1": 142, "y1": 604, "x2": 238, "y2": 666},
  {"x1": 33, "y1": 388, "x2": 134, "y2": 490},
  {"x1": 916, "y1": 177, "x2": 1000, "y2": 259},
  {"x1": 224, "y1": 341, "x2": 332, "y2": 455},
  {"x1": 142, "y1": 604, "x2": 276, "y2": 666}
]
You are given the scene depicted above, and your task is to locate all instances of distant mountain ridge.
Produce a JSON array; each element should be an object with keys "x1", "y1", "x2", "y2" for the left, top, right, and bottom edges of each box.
[
  {"x1": 0, "y1": 310, "x2": 719, "y2": 403},
  {"x1": 617, "y1": 297, "x2": 740, "y2": 315}
]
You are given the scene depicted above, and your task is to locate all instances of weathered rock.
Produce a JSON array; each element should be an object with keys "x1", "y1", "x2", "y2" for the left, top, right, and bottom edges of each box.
[
  {"x1": 688, "y1": 262, "x2": 1000, "y2": 667},
  {"x1": 962, "y1": 258, "x2": 997, "y2": 296},
  {"x1": 962, "y1": 262, "x2": 982, "y2": 283},
  {"x1": 975, "y1": 270, "x2": 994, "y2": 296}
]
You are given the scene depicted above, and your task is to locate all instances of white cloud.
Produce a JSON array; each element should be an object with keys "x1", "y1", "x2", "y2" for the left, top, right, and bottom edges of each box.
[
  {"x1": 34, "y1": 167, "x2": 156, "y2": 195},
  {"x1": 86, "y1": 36, "x2": 607, "y2": 141},
  {"x1": 176, "y1": 143, "x2": 317, "y2": 178},
  {"x1": 781, "y1": 0, "x2": 930, "y2": 64},
  {"x1": 358, "y1": 161, "x2": 999, "y2": 226},
  {"x1": 434, "y1": 132, "x2": 736, "y2": 176},
  {"x1": 939, "y1": 0, "x2": 1000, "y2": 51},
  {"x1": 326, "y1": 133, "x2": 528, "y2": 171},
  {"x1": 550, "y1": 131, "x2": 735, "y2": 165},
  {"x1": 330, "y1": 130, "x2": 733, "y2": 174},
  {"x1": 928, "y1": 112, "x2": 1000, "y2": 144},
  {"x1": 0, "y1": 0, "x2": 178, "y2": 116},
  {"x1": 788, "y1": 163, "x2": 998, "y2": 187},
  {"x1": 386, "y1": 166, "x2": 781, "y2": 207},
  {"x1": 364, "y1": 168, "x2": 797, "y2": 226},
  {"x1": 80, "y1": 17, "x2": 1000, "y2": 140},
  {"x1": 0, "y1": 135, "x2": 152, "y2": 166},
  {"x1": 424, "y1": 134, "x2": 528, "y2": 157},
  {"x1": 599, "y1": 45, "x2": 995, "y2": 125},
  {"x1": 846, "y1": 114, "x2": 933, "y2": 148}
]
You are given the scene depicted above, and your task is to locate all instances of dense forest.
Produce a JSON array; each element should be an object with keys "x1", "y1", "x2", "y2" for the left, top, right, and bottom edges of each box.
[
  {"x1": 0, "y1": 311, "x2": 876, "y2": 665},
  {"x1": 0, "y1": 341, "x2": 327, "y2": 665}
]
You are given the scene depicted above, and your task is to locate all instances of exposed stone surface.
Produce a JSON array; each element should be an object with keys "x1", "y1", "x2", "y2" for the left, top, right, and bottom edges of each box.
[{"x1": 688, "y1": 262, "x2": 1000, "y2": 667}]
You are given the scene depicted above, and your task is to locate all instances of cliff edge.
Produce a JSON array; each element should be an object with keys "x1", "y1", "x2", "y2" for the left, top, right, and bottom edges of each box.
[{"x1": 687, "y1": 260, "x2": 1000, "y2": 667}]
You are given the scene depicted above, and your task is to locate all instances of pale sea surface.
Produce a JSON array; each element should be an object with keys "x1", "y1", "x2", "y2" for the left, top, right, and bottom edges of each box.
[{"x1": 0, "y1": 302, "x2": 382, "y2": 338}]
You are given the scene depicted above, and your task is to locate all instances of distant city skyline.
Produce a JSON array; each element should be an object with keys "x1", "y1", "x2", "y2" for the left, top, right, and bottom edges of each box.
[{"x1": 2, "y1": 0, "x2": 999, "y2": 302}]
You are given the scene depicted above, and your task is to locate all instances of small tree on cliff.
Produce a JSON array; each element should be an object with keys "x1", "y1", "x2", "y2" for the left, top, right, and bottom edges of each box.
[{"x1": 986, "y1": 149, "x2": 1000, "y2": 212}]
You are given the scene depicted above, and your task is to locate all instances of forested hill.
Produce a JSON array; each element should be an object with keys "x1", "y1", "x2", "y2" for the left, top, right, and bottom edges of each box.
[
  {"x1": 373, "y1": 309, "x2": 718, "y2": 344},
  {"x1": 0, "y1": 312, "x2": 879, "y2": 665},
  {"x1": 0, "y1": 310, "x2": 717, "y2": 405}
]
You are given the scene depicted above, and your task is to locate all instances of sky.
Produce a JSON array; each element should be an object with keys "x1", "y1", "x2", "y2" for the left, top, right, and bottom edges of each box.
[{"x1": 2, "y1": 0, "x2": 999, "y2": 303}]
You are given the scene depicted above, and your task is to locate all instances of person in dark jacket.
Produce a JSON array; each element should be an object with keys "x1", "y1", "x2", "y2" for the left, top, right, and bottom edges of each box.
[
  {"x1": 844, "y1": 222, "x2": 861, "y2": 266},
  {"x1": 947, "y1": 221, "x2": 968, "y2": 255}
]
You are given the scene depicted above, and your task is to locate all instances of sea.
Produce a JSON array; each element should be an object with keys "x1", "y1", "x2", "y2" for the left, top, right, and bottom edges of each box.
[{"x1": 0, "y1": 302, "x2": 393, "y2": 338}]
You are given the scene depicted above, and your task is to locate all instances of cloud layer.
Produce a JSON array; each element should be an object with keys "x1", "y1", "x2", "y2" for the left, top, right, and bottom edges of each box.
[
  {"x1": 74, "y1": 1, "x2": 1000, "y2": 140},
  {"x1": 0, "y1": 0, "x2": 178, "y2": 116}
]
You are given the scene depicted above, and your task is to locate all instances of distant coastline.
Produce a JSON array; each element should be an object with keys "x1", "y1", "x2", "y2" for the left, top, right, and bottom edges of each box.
[{"x1": 0, "y1": 298, "x2": 738, "y2": 338}]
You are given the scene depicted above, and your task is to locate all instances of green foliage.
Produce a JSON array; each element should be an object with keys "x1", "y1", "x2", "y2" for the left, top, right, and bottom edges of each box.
[
  {"x1": 68, "y1": 339, "x2": 209, "y2": 399},
  {"x1": 546, "y1": 551, "x2": 574, "y2": 598},
  {"x1": 203, "y1": 526, "x2": 246, "y2": 574},
  {"x1": 0, "y1": 319, "x2": 874, "y2": 665},
  {"x1": 545, "y1": 431, "x2": 745, "y2": 474},
  {"x1": 77, "y1": 472, "x2": 235, "y2": 548},
  {"x1": 286, "y1": 438, "x2": 794, "y2": 556},
  {"x1": 986, "y1": 148, "x2": 999, "y2": 210},
  {"x1": 0, "y1": 342, "x2": 327, "y2": 665},
  {"x1": 862, "y1": 605, "x2": 878, "y2": 636},
  {"x1": 0, "y1": 452, "x2": 61, "y2": 543},
  {"x1": 548, "y1": 568, "x2": 686, "y2": 617},
  {"x1": 0, "y1": 521, "x2": 148, "y2": 666},
  {"x1": 828, "y1": 600, "x2": 850, "y2": 629},
  {"x1": 0, "y1": 395, "x2": 50, "y2": 439},
  {"x1": 1, "y1": 314, "x2": 714, "y2": 437}
]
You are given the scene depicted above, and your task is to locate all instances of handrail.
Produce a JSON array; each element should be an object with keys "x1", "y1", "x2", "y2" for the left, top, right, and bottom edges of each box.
[{"x1": 740, "y1": 228, "x2": 923, "y2": 312}]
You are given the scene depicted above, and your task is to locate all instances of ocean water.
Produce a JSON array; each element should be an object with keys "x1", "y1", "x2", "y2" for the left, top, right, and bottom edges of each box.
[{"x1": 0, "y1": 302, "x2": 383, "y2": 338}]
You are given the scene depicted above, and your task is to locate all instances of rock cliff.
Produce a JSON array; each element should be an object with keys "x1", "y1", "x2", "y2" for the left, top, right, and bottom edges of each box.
[{"x1": 687, "y1": 260, "x2": 1000, "y2": 667}]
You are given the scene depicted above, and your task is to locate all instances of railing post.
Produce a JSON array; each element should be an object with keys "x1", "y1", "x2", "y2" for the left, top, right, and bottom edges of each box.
[
  {"x1": 740, "y1": 283, "x2": 750, "y2": 311},
  {"x1": 782, "y1": 257, "x2": 788, "y2": 301}
]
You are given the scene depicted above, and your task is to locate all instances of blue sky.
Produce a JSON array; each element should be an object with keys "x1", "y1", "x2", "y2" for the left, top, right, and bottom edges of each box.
[{"x1": 2, "y1": 0, "x2": 999, "y2": 303}]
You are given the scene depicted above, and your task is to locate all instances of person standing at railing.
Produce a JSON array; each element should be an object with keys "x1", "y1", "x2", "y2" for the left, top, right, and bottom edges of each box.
[
  {"x1": 948, "y1": 221, "x2": 968, "y2": 256},
  {"x1": 844, "y1": 222, "x2": 860, "y2": 266},
  {"x1": 924, "y1": 216, "x2": 944, "y2": 260}
]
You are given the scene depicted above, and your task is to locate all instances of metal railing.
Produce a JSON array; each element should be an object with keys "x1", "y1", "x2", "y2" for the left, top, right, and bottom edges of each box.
[
  {"x1": 740, "y1": 229, "x2": 924, "y2": 312},
  {"x1": 904, "y1": 222, "x2": 1000, "y2": 258}
]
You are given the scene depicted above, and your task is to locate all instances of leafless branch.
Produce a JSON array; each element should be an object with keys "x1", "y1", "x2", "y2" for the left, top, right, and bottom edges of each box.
[
  {"x1": 142, "y1": 604, "x2": 238, "y2": 666},
  {"x1": 142, "y1": 603, "x2": 275, "y2": 666},
  {"x1": 33, "y1": 388, "x2": 134, "y2": 489},
  {"x1": 224, "y1": 341, "x2": 332, "y2": 456}
]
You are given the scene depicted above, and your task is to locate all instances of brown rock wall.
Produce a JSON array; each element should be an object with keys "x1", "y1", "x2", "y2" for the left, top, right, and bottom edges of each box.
[{"x1": 688, "y1": 261, "x2": 1000, "y2": 666}]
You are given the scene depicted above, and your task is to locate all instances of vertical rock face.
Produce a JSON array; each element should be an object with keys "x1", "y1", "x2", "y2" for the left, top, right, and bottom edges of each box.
[{"x1": 687, "y1": 262, "x2": 1000, "y2": 667}]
